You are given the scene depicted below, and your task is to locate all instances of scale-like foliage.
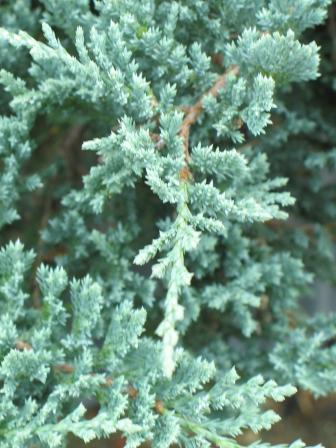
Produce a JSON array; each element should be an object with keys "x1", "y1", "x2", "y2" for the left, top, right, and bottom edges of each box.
[{"x1": 0, "y1": 1, "x2": 335, "y2": 447}]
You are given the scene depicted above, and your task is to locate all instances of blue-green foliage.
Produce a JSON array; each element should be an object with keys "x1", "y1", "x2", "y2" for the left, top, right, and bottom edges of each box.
[
  {"x1": 0, "y1": 0, "x2": 335, "y2": 447},
  {"x1": 0, "y1": 241, "x2": 300, "y2": 448}
]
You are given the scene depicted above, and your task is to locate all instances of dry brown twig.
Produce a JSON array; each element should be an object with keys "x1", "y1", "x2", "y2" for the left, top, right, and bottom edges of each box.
[
  {"x1": 149, "y1": 65, "x2": 240, "y2": 171},
  {"x1": 178, "y1": 65, "x2": 239, "y2": 180}
]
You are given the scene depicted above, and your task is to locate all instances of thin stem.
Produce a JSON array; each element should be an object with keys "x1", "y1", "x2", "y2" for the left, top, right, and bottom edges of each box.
[{"x1": 179, "y1": 65, "x2": 239, "y2": 177}]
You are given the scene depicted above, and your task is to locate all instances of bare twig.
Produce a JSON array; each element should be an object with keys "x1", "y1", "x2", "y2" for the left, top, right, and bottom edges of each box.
[
  {"x1": 61, "y1": 124, "x2": 87, "y2": 183},
  {"x1": 148, "y1": 66, "x2": 240, "y2": 180},
  {"x1": 179, "y1": 66, "x2": 239, "y2": 177}
]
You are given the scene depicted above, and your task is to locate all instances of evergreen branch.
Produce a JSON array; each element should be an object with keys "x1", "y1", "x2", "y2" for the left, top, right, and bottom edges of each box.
[
  {"x1": 178, "y1": 416, "x2": 241, "y2": 448},
  {"x1": 179, "y1": 65, "x2": 239, "y2": 179},
  {"x1": 0, "y1": 2, "x2": 335, "y2": 446},
  {"x1": 14, "y1": 340, "x2": 154, "y2": 403}
]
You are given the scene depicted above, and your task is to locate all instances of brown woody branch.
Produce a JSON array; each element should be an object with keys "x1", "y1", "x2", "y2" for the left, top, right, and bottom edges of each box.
[
  {"x1": 148, "y1": 66, "x2": 240, "y2": 180},
  {"x1": 179, "y1": 65, "x2": 239, "y2": 180}
]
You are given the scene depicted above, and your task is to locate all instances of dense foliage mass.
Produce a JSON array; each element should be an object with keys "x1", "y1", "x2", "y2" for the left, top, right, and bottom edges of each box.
[{"x1": 0, "y1": 1, "x2": 335, "y2": 447}]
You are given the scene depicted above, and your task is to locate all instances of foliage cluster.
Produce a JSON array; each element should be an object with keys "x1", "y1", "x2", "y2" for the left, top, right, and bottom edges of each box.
[{"x1": 0, "y1": 1, "x2": 335, "y2": 447}]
